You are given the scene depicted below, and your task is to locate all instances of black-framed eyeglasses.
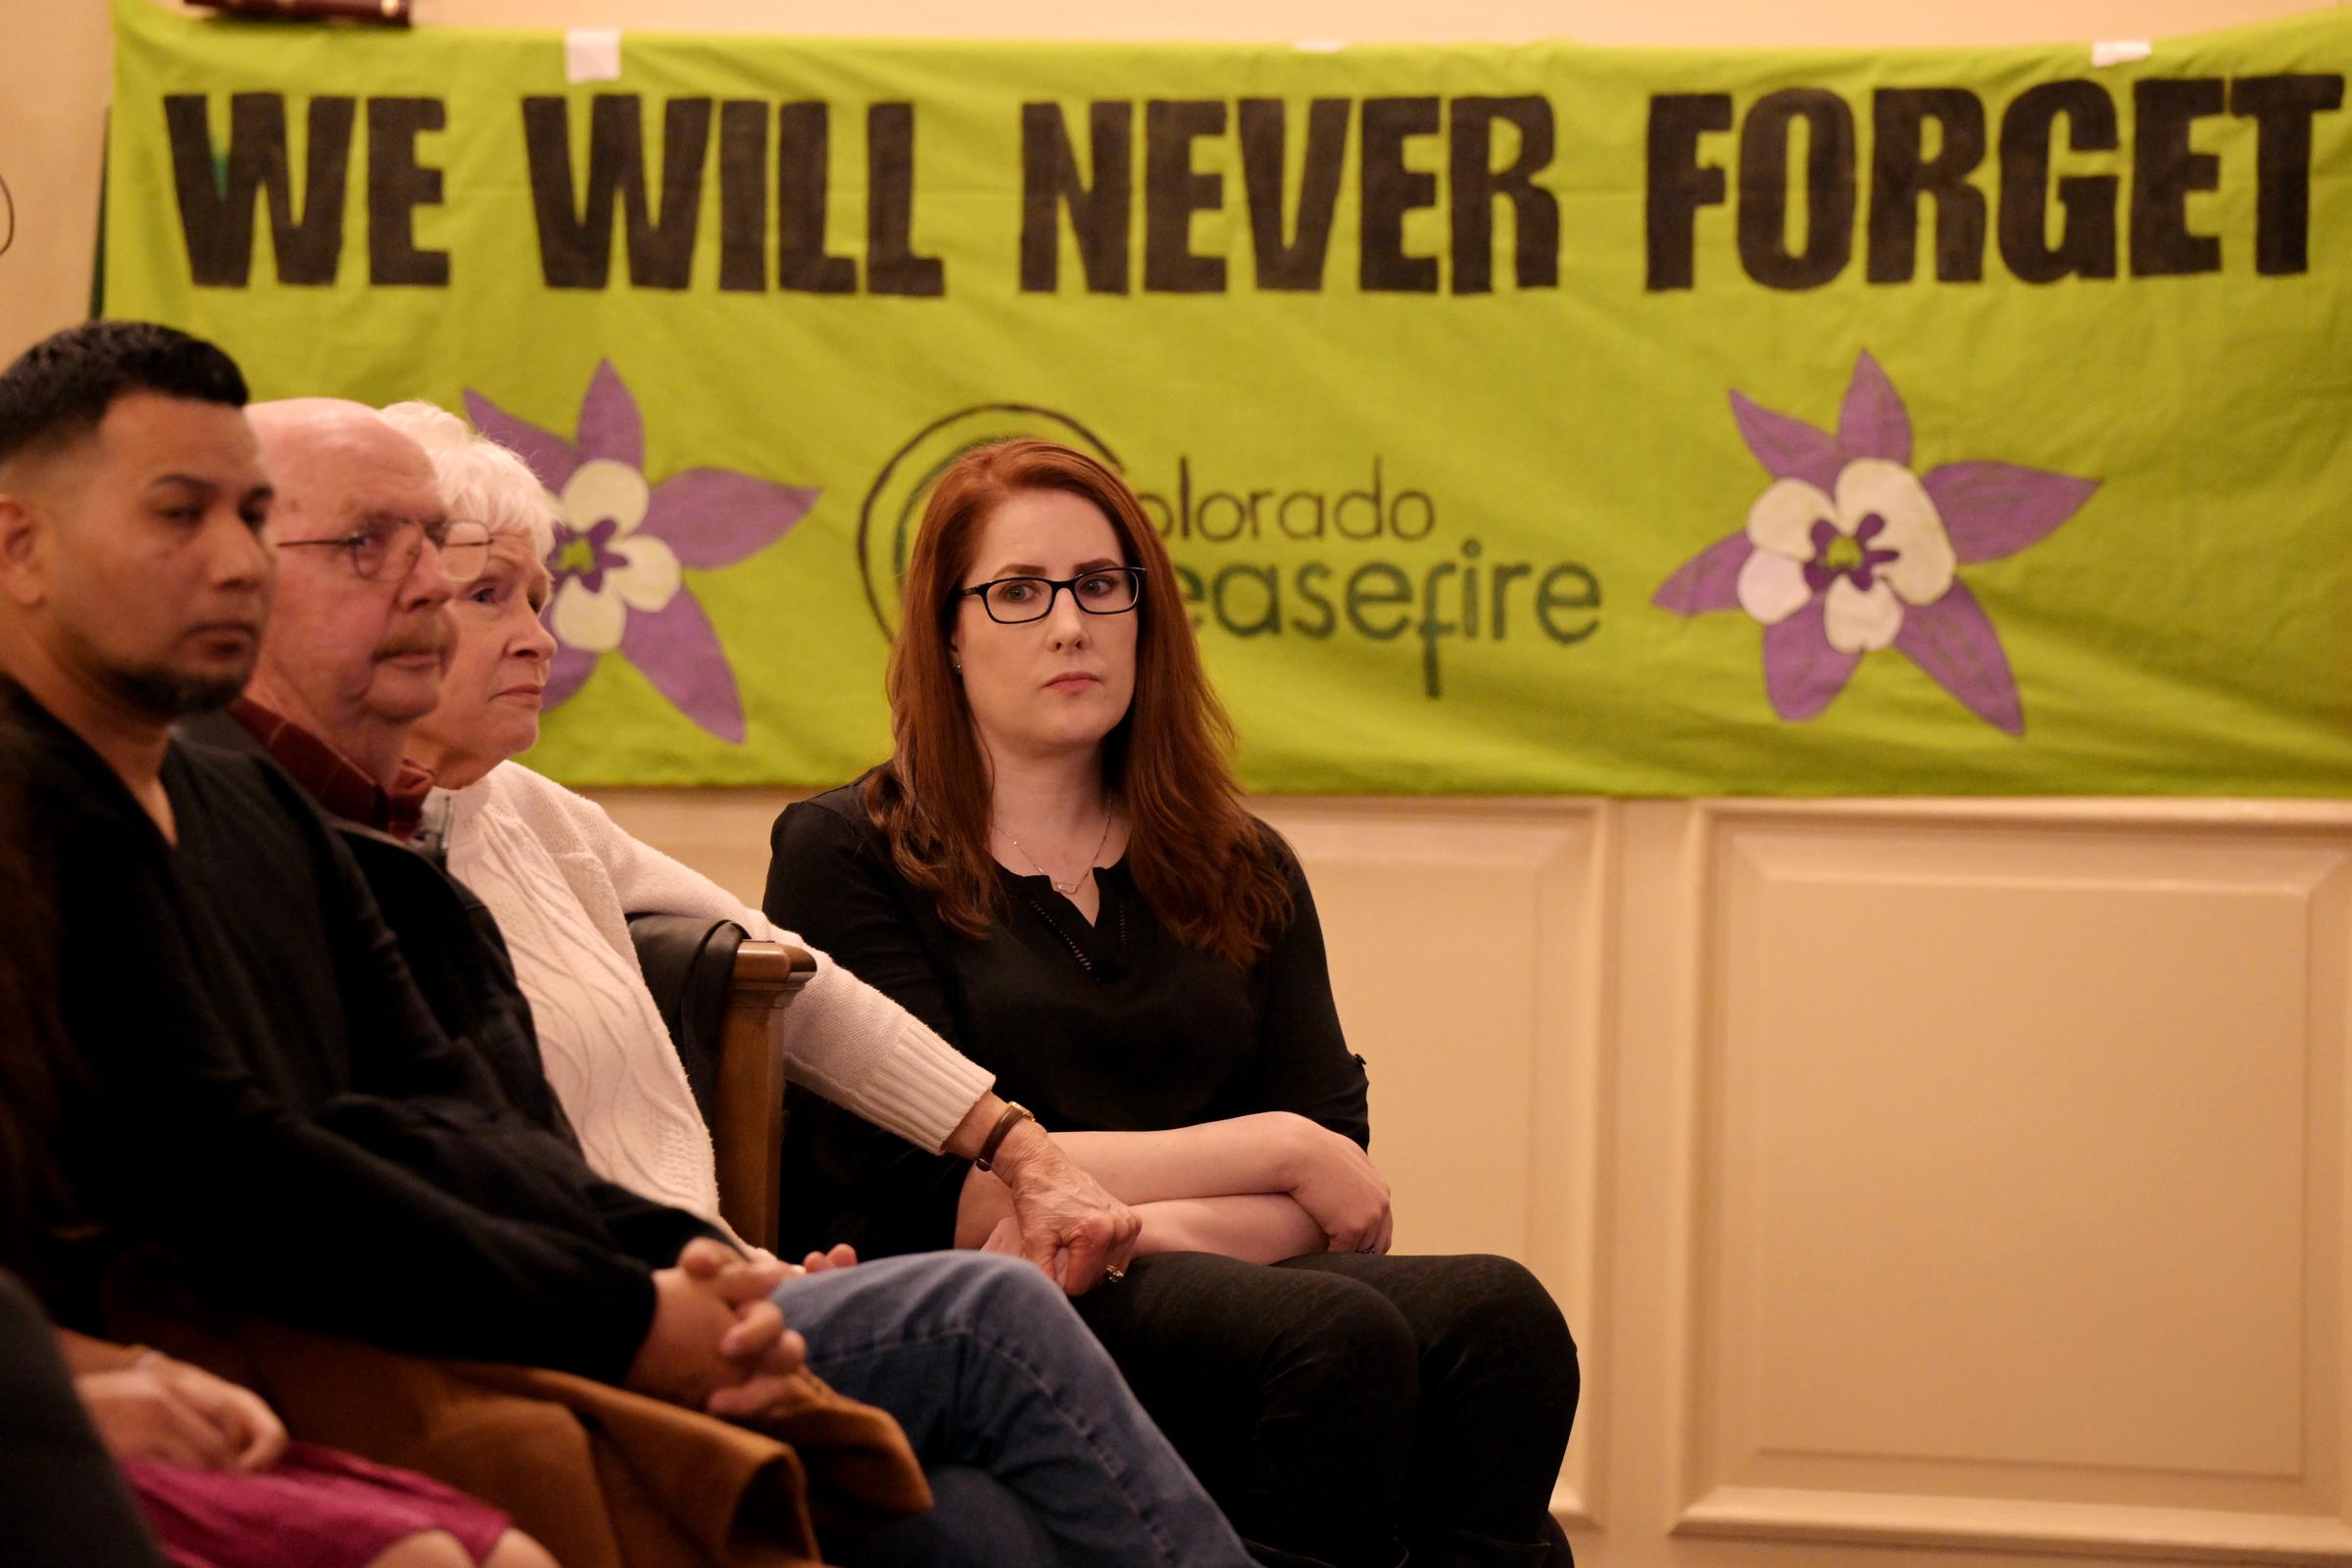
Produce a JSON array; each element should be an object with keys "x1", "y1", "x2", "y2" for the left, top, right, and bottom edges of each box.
[
  {"x1": 275, "y1": 516, "x2": 491, "y2": 585},
  {"x1": 957, "y1": 566, "x2": 1147, "y2": 625}
]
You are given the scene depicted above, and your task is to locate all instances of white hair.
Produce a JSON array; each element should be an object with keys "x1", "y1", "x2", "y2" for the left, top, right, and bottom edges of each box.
[{"x1": 379, "y1": 400, "x2": 559, "y2": 561}]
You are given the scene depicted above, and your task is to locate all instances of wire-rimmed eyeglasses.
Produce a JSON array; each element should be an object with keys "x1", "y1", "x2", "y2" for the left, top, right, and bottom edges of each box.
[
  {"x1": 956, "y1": 566, "x2": 1147, "y2": 625},
  {"x1": 275, "y1": 516, "x2": 492, "y2": 585}
]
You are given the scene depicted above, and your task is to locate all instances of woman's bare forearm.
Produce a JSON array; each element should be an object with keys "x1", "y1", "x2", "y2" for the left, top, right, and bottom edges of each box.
[
  {"x1": 1129, "y1": 1195, "x2": 1326, "y2": 1263},
  {"x1": 956, "y1": 1163, "x2": 1016, "y2": 1248},
  {"x1": 952, "y1": 1118, "x2": 1323, "y2": 1253},
  {"x1": 1048, "y1": 1114, "x2": 1312, "y2": 1204},
  {"x1": 951, "y1": 1110, "x2": 1368, "y2": 1253}
]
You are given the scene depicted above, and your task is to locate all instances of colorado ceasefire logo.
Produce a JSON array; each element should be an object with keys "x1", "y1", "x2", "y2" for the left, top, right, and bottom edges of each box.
[
  {"x1": 859, "y1": 406, "x2": 1605, "y2": 701},
  {"x1": 1652, "y1": 352, "x2": 2097, "y2": 734},
  {"x1": 467, "y1": 362, "x2": 817, "y2": 743}
]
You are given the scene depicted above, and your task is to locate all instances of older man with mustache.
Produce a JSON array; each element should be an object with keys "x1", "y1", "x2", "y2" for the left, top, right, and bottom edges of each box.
[
  {"x1": 178, "y1": 399, "x2": 579, "y2": 1125},
  {"x1": 223, "y1": 399, "x2": 478, "y2": 837}
]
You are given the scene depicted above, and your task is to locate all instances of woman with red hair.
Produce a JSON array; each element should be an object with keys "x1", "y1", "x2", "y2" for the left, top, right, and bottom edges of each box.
[{"x1": 765, "y1": 439, "x2": 1579, "y2": 1568}]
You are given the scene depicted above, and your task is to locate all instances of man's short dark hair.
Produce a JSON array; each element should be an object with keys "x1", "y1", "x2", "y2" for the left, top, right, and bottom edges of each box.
[{"x1": 0, "y1": 320, "x2": 248, "y2": 468}]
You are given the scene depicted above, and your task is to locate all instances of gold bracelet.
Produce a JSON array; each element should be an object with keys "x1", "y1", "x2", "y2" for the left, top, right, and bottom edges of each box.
[{"x1": 973, "y1": 1102, "x2": 1035, "y2": 1173}]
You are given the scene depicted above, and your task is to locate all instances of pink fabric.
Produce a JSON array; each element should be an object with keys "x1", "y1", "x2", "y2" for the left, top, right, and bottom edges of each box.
[{"x1": 124, "y1": 1441, "x2": 509, "y2": 1568}]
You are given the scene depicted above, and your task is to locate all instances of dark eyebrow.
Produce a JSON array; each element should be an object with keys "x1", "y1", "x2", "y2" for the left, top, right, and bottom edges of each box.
[
  {"x1": 150, "y1": 474, "x2": 275, "y2": 510},
  {"x1": 988, "y1": 560, "x2": 1123, "y2": 578}
]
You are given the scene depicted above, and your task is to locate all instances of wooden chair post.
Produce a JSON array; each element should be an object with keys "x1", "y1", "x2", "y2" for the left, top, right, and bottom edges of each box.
[{"x1": 713, "y1": 941, "x2": 814, "y2": 1250}]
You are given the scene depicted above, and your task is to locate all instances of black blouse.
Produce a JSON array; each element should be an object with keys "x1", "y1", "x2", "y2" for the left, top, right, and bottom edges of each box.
[{"x1": 762, "y1": 779, "x2": 1371, "y2": 1259}]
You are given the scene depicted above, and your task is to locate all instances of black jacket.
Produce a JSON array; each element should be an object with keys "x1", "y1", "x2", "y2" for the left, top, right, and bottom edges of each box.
[
  {"x1": 176, "y1": 709, "x2": 571, "y2": 1137},
  {"x1": 6, "y1": 683, "x2": 710, "y2": 1382}
]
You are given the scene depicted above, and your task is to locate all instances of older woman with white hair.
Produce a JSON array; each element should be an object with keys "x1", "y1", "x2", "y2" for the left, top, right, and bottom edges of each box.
[{"x1": 376, "y1": 401, "x2": 1136, "y2": 1275}]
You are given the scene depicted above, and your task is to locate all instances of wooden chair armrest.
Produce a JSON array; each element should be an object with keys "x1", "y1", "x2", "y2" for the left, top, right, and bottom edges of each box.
[{"x1": 713, "y1": 940, "x2": 815, "y2": 1250}]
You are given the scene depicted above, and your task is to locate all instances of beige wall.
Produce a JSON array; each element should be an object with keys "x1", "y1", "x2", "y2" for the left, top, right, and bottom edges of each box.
[{"x1": 8, "y1": 2, "x2": 2348, "y2": 1563}]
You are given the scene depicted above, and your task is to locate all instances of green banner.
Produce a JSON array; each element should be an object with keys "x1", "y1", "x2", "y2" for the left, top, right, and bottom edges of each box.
[{"x1": 103, "y1": 0, "x2": 2352, "y2": 794}]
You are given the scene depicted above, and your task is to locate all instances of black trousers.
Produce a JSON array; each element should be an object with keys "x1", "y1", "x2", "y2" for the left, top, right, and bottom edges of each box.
[
  {"x1": 1074, "y1": 1250, "x2": 1578, "y2": 1568},
  {"x1": 0, "y1": 1268, "x2": 170, "y2": 1567}
]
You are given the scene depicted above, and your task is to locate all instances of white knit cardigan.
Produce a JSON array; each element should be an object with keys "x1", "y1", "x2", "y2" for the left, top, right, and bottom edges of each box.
[{"x1": 443, "y1": 761, "x2": 993, "y2": 1223}]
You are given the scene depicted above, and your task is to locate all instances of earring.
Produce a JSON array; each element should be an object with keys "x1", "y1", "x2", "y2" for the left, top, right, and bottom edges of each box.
[{"x1": 950, "y1": 657, "x2": 962, "y2": 673}]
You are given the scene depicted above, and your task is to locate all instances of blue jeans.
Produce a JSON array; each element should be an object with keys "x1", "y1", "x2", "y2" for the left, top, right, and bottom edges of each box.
[{"x1": 770, "y1": 1250, "x2": 1252, "y2": 1568}]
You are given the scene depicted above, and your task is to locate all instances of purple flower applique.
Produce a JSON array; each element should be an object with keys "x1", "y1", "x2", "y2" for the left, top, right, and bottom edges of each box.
[
  {"x1": 1652, "y1": 351, "x2": 2098, "y2": 735},
  {"x1": 465, "y1": 362, "x2": 816, "y2": 744}
]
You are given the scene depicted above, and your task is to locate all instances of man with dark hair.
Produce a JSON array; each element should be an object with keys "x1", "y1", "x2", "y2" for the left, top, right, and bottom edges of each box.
[
  {"x1": 0, "y1": 318, "x2": 250, "y2": 466},
  {"x1": 0, "y1": 320, "x2": 1257, "y2": 1568},
  {"x1": 0, "y1": 321, "x2": 269, "y2": 724},
  {"x1": 0, "y1": 317, "x2": 784, "y2": 1396}
]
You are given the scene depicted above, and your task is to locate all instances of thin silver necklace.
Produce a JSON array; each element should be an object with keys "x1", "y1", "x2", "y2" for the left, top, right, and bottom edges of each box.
[{"x1": 999, "y1": 811, "x2": 1113, "y2": 897}]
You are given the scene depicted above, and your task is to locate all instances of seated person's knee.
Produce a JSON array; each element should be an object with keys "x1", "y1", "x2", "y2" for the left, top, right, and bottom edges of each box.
[
  {"x1": 479, "y1": 1531, "x2": 563, "y2": 1568},
  {"x1": 1459, "y1": 1254, "x2": 1575, "y2": 1353},
  {"x1": 1272, "y1": 1275, "x2": 1417, "y2": 1388},
  {"x1": 861, "y1": 1465, "x2": 1056, "y2": 1568},
  {"x1": 365, "y1": 1531, "x2": 475, "y2": 1568}
]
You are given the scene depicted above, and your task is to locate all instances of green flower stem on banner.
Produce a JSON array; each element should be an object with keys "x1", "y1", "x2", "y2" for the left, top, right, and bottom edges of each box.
[{"x1": 102, "y1": 0, "x2": 2352, "y2": 795}]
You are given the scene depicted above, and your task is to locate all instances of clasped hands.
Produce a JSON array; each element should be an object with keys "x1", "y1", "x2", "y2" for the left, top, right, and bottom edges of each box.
[
  {"x1": 623, "y1": 1236, "x2": 856, "y2": 1417},
  {"x1": 78, "y1": 1352, "x2": 288, "y2": 1473}
]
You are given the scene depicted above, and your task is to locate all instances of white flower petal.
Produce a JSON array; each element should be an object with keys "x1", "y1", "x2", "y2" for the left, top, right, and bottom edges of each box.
[
  {"x1": 1824, "y1": 575, "x2": 1903, "y2": 653},
  {"x1": 1736, "y1": 547, "x2": 1812, "y2": 626},
  {"x1": 551, "y1": 577, "x2": 626, "y2": 653},
  {"x1": 610, "y1": 536, "x2": 683, "y2": 613},
  {"x1": 561, "y1": 459, "x2": 651, "y2": 538},
  {"x1": 1836, "y1": 458, "x2": 1954, "y2": 606},
  {"x1": 1745, "y1": 477, "x2": 1836, "y2": 561}
]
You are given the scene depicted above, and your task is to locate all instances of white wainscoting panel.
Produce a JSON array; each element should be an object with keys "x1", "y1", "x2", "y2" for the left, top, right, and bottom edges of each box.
[{"x1": 1663, "y1": 802, "x2": 2351, "y2": 1566}]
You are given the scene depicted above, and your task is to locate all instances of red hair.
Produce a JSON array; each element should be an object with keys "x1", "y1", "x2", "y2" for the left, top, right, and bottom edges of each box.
[{"x1": 862, "y1": 438, "x2": 1292, "y2": 968}]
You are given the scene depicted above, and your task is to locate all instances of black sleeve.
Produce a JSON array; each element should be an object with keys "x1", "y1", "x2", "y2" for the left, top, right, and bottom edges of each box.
[
  {"x1": 1242, "y1": 847, "x2": 1373, "y2": 1150},
  {"x1": 764, "y1": 798, "x2": 962, "y2": 1042},
  {"x1": 0, "y1": 1272, "x2": 172, "y2": 1568},
  {"x1": 308, "y1": 788, "x2": 719, "y2": 1271},
  {"x1": 339, "y1": 826, "x2": 568, "y2": 1135},
  {"x1": 764, "y1": 799, "x2": 970, "y2": 1258},
  {"x1": 318, "y1": 819, "x2": 534, "y2": 1110},
  {"x1": 321, "y1": 813, "x2": 716, "y2": 1266},
  {"x1": 53, "y1": 772, "x2": 663, "y2": 1383}
]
